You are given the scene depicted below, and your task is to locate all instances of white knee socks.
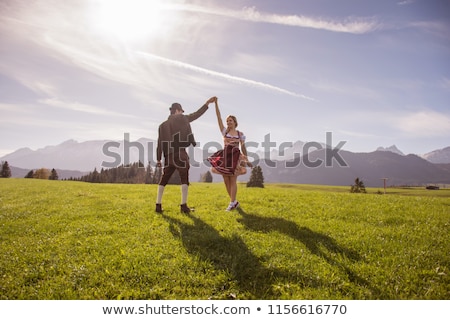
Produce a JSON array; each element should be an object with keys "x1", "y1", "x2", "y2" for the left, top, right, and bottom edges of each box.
[
  {"x1": 181, "y1": 184, "x2": 188, "y2": 204},
  {"x1": 156, "y1": 185, "x2": 164, "y2": 204},
  {"x1": 156, "y1": 184, "x2": 188, "y2": 205}
]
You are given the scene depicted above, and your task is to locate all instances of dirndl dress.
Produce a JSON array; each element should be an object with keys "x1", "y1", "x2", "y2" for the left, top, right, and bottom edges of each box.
[{"x1": 207, "y1": 130, "x2": 248, "y2": 176}]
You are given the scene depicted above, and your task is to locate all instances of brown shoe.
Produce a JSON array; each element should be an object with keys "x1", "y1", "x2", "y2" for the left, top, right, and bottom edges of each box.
[
  {"x1": 155, "y1": 203, "x2": 163, "y2": 213},
  {"x1": 180, "y1": 204, "x2": 192, "y2": 214}
]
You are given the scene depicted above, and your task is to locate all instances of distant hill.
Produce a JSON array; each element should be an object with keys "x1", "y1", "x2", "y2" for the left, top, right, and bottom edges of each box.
[
  {"x1": 258, "y1": 149, "x2": 450, "y2": 187},
  {"x1": 1, "y1": 138, "x2": 158, "y2": 172},
  {"x1": 2, "y1": 138, "x2": 215, "y2": 182},
  {"x1": 10, "y1": 166, "x2": 32, "y2": 178},
  {"x1": 1, "y1": 139, "x2": 449, "y2": 186}
]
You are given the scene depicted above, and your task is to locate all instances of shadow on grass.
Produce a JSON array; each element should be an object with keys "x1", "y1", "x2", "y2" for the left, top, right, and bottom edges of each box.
[
  {"x1": 161, "y1": 212, "x2": 325, "y2": 299},
  {"x1": 236, "y1": 207, "x2": 385, "y2": 298},
  {"x1": 236, "y1": 207, "x2": 361, "y2": 261}
]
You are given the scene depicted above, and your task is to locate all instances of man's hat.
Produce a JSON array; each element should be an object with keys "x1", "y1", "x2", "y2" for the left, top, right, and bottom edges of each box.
[{"x1": 170, "y1": 103, "x2": 184, "y2": 113}]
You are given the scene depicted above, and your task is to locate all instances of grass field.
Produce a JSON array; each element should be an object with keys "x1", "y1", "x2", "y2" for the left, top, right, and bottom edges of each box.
[{"x1": 0, "y1": 179, "x2": 449, "y2": 299}]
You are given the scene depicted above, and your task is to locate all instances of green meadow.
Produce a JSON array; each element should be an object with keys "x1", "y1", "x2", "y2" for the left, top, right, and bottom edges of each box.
[{"x1": 0, "y1": 179, "x2": 448, "y2": 299}]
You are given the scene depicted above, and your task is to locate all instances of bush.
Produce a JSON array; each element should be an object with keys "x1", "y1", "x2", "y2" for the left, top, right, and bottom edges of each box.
[{"x1": 350, "y1": 177, "x2": 366, "y2": 193}]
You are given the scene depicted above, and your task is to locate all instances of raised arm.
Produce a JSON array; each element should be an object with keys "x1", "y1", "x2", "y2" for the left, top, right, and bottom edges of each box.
[
  {"x1": 186, "y1": 96, "x2": 216, "y2": 122},
  {"x1": 214, "y1": 98, "x2": 225, "y2": 133}
]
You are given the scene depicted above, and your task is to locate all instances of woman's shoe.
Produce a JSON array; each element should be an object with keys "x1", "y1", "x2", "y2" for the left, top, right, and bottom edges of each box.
[{"x1": 226, "y1": 201, "x2": 239, "y2": 211}]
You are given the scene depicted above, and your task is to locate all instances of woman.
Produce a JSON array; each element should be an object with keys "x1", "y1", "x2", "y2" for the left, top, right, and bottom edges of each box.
[{"x1": 208, "y1": 97, "x2": 252, "y2": 211}]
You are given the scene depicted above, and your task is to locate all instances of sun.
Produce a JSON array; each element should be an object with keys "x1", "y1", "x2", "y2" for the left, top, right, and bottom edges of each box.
[{"x1": 91, "y1": 0, "x2": 177, "y2": 42}]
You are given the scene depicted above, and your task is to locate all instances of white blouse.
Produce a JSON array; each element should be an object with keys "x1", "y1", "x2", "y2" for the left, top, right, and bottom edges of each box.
[{"x1": 222, "y1": 127, "x2": 246, "y2": 142}]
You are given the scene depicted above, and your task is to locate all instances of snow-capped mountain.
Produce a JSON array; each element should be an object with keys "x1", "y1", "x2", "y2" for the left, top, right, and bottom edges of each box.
[
  {"x1": 376, "y1": 145, "x2": 405, "y2": 156},
  {"x1": 421, "y1": 146, "x2": 450, "y2": 164}
]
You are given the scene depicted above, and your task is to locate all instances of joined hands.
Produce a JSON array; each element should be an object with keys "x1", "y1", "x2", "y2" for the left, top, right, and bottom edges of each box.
[{"x1": 206, "y1": 96, "x2": 217, "y2": 104}]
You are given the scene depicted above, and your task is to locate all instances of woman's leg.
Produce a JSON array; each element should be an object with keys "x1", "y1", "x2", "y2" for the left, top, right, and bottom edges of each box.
[
  {"x1": 222, "y1": 175, "x2": 232, "y2": 200},
  {"x1": 229, "y1": 175, "x2": 238, "y2": 203},
  {"x1": 223, "y1": 175, "x2": 239, "y2": 210}
]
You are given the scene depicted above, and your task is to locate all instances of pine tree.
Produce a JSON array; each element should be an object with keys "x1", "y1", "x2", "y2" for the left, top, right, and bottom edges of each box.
[
  {"x1": 135, "y1": 161, "x2": 146, "y2": 184},
  {"x1": 25, "y1": 170, "x2": 34, "y2": 178},
  {"x1": 49, "y1": 168, "x2": 59, "y2": 180},
  {"x1": 77, "y1": 162, "x2": 156, "y2": 184},
  {"x1": 152, "y1": 165, "x2": 162, "y2": 184},
  {"x1": 247, "y1": 165, "x2": 264, "y2": 188},
  {"x1": 100, "y1": 168, "x2": 107, "y2": 183},
  {"x1": 91, "y1": 168, "x2": 100, "y2": 183},
  {"x1": 1, "y1": 161, "x2": 12, "y2": 178},
  {"x1": 200, "y1": 171, "x2": 213, "y2": 183},
  {"x1": 145, "y1": 162, "x2": 154, "y2": 184}
]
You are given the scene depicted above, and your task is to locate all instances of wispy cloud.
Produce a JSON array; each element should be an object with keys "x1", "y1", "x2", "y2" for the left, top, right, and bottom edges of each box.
[
  {"x1": 0, "y1": 103, "x2": 35, "y2": 119},
  {"x1": 178, "y1": 4, "x2": 379, "y2": 34},
  {"x1": 338, "y1": 130, "x2": 381, "y2": 139},
  {"x1": 0, "y1": 102, "x2": 75, "y2": 128},
  {"x1": 310, "y1": 80, "x2": 381, "y2": 100},
  {"x1": 40, "y1": 98, "x2": 139, "y2": 118},
  {"x1": 397, "y1": 0, "x2": 415, "y2": 6},
  {"x1": 398, "y1": 110, "x2": 450, "y2": 137},
  {"x1": 136, "y1": 51, "x2": 315, "y2": 100},
  {"x1": 408, "y1": 20, "x2": 450, "y2": 40}
]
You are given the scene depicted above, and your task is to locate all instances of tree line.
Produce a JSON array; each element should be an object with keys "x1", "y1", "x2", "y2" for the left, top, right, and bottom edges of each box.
[
  {"x1": 70, "y1": 161, "x2": 164, "y2": 184},
  {"x1": 1, "y1": 161, "x2": 59, "y2": 180},
  {"x1": 75, "y1": 162, "x2": 264, "y2": 187},
  {"x1": 1, "y1": 160, "x2": 265, "y2": 188}
]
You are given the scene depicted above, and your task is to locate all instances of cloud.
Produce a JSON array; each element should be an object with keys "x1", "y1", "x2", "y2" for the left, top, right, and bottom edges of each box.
[
  {"x1": 398, "y1": 111, "x2": 450, "y2": 136},
  {"x1": 338, "y1": 130, "x2": 381, "y2": 139},
  {"x1": 407, "y1": 20, "x2": 450, "y2": 40},
  {"x1": 136, "y1": 51, "x2": 315, "y2": 100},
  {"x1": 40, "y1": 98, "x2": 139, "y2": 118},
  {"x1": 310, "y1": 80, "x2": 381, "y2": 100},
  {"x1": 0, "y1": 102, "x2": 73, "y2": 128},
  {"x1": 179, "y1": 4, "x2": 379, "y2": 34},
  {"x1": 397, "y1": 0, "x2": 415, "y2": 5}
]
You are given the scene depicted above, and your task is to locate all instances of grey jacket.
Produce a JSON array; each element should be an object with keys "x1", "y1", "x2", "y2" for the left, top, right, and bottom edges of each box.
[{"x1": 156, "y1": 104, "x2": 208, "y2": 161}]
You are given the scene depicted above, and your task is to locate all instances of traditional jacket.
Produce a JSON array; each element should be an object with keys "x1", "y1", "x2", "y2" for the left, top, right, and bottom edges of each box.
[{"x1": 156, "y1": 104, "x2": 208, "y2": 161}]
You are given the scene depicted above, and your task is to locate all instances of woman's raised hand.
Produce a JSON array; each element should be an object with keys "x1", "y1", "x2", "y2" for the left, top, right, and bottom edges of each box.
[{"x1": 206, "y1": 96, "x2": 217, "y2": 104}]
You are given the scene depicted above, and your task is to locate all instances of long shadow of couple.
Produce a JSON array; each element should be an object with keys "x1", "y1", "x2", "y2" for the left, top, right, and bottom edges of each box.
[{"x1": 162, "y1": 207, "x2": 377, "y2": 299}]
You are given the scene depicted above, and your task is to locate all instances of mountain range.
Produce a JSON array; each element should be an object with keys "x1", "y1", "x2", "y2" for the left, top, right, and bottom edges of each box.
[
  {"x1": 260, "y1": 149, "x2": 450, "y2": 187},
  {"x1": 2, "y1": 139, "x2": 450, "y2": 187}
]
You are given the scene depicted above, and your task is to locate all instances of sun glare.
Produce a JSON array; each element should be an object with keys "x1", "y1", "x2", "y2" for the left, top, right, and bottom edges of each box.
[{"x1": 92, "y1": 0, "x2": 176, "y2": 42}]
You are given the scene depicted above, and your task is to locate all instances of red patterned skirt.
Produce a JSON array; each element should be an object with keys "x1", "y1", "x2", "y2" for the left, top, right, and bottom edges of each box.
[{"x1": 208, "y1": 144, "x2": 247, "y2": 176}]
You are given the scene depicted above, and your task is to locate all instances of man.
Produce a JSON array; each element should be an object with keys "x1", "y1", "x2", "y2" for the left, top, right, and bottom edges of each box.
[{"x1": 155, "y1": 97, "x2": 216, "y2": 213}]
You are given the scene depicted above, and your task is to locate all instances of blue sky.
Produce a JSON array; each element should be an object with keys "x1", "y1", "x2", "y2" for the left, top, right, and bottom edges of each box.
[{"x1": 1, "y1": 0, "x2": 449, "y2": 158}]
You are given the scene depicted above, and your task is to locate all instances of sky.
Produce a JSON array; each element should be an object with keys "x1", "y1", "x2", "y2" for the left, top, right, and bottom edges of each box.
[{"x1": 1, "y1": 0, "x2": 449, "y2": 159}]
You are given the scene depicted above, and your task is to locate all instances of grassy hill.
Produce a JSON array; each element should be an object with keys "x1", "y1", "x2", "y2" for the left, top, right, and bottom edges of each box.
[{"x1": 0, "y1": 179, "x2": 448, "y2": 299}]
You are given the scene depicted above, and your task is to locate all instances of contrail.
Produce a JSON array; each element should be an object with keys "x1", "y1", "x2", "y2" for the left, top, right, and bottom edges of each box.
[
  {"x1": 136, "y1": 51, "x2": 314, "y2": 100},
  {"x1": 173, "y1": 4, "x2": 379, "y2": 34}
]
